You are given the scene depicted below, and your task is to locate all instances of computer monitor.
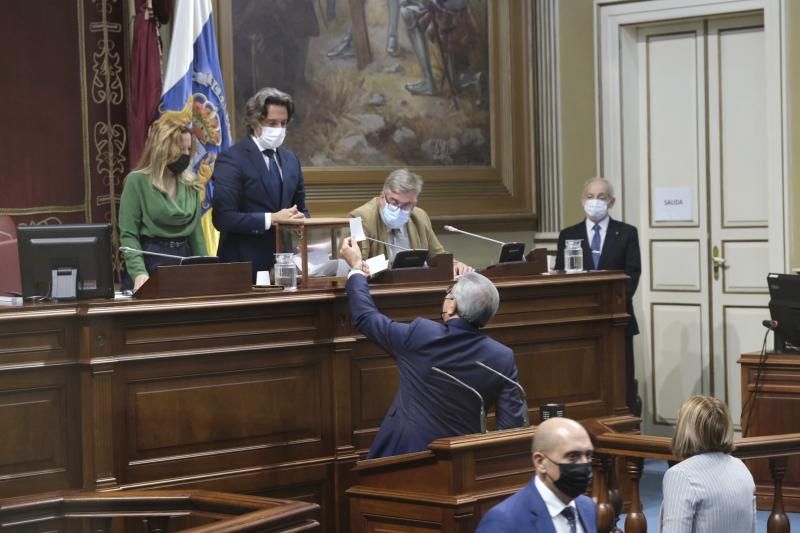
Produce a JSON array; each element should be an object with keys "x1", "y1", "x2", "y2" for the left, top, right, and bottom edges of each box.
[
  {"x1": 392, "y1": 249, "x2": 429, "y2": 269},
  {"x1": 766, "y1": 273, "x2": 800, "y2": 352},
  {"x1": 17, "y1": 223, "x2": 114, "y2": 300},
  {"x1": 498, "y1": 242, "x2": 525, "y2": 263}
]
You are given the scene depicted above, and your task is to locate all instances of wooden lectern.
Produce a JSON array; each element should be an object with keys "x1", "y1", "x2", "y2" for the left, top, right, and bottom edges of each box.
[
  {"x1": 347, "y1": 427, "x2": 535, "y2": 532},
  {"x1": 133, "y1": 262, "x2": 253, "y2": 299}
]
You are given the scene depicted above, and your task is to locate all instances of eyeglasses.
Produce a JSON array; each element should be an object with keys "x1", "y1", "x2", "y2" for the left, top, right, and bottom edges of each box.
[
  {"x1": 384, "y1": 194, "x2": 416, "y2": 213},
  {"x1": 444, "y1": 284, "x2": 456, "y2": 300}
]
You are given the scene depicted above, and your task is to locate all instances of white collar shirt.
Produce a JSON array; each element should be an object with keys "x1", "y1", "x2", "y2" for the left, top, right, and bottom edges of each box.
[{"x1": 534, "y1": 476, "x2": 585, "y2": 533}]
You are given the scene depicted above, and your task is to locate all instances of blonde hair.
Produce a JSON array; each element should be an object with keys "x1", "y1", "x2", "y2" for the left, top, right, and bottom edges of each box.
[
  {"x1": 134, "y1": 99, "x2": 201, "y2": 192},
  {"x1": 671, "y1": 395, "x2": 734, "y2": 458}
]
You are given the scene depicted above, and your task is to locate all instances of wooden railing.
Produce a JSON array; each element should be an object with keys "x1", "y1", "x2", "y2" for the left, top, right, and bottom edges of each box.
[
  {"x1": 588, "y1": 421, "x2": 800, "y2": 533},
  {"x1": 0, "y1": 490, "x2": 319, "y2": 532}
]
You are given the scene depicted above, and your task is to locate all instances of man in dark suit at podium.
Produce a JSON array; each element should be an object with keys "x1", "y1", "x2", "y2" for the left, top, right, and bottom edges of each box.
[
  {"x1": 212, "y1": 87, "x2": 308, "y2": 281},
  {"x1": 477, "y1": 417, "x2": 596, "y2": 532},
  {"x1": 339, "y1": 237, "x2": 526, "y2": 459},
  {"x1": 555, "y1": 177, "x2": 641, "y2": 415}
]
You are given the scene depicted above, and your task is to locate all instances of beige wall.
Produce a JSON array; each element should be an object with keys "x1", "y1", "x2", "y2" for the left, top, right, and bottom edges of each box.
[
  {"x1": 788, "y1": 1, "x2": 800, "y2": 268},
  {"x1": 559, "y1": 0, "x2": 598, "y2": 225}
]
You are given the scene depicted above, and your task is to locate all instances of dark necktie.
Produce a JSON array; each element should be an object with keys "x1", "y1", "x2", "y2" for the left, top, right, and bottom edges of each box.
[
  {"x1": 591, "y1": 224, "x2": 601, "y2": 270},
  {"x1": 561, "y1": 506, "x2": 577, "y2": 533},
  {"x1": 262, "y1": 148, "x2": 283, "y2": 202}
]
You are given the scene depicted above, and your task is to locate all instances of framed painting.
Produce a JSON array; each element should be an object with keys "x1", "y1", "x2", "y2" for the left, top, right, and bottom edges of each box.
[{"x1": 217, "y1": 1, "x2": 534, "y2": 229}]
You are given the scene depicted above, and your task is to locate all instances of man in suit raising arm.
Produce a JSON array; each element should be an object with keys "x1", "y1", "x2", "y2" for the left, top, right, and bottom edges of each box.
[
  {"x1": 477, "y1": 417, "x2": 596, "y2": 533},
  {"x1": 212, "y1": 87, "x2": 308, "y2": 281},
  {"x1": 555, "y1": 177, "x2": 642, "y2": 415},
  {"x1": 339, "y1": 237, "x2": 526, "y2": 458}
]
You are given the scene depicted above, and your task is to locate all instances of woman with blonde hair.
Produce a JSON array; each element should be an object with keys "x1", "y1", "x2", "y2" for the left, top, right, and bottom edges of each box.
[
  {"x1": 119, "y1": 102, "x2": 207, "y2": 292},
  {"x1": 660, "y1": 395, "x2": 755, "y2": 532}
]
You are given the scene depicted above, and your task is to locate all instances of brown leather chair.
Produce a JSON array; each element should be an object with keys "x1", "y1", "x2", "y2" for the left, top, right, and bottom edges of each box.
[{"x1": 0, "y1": 215, "x2": 22, "y2": 295}]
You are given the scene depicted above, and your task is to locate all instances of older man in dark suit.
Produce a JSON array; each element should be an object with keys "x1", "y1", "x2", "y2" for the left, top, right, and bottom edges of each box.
[
  {"x1": 555, "y1": 177, "x2": 642, "y2": 415},
  {"x1": 212, "y1": 88, "x2": 308, "y2": 281},
  {"x1": 339, "y1": 237, "x2": 526, "y2": 458}
]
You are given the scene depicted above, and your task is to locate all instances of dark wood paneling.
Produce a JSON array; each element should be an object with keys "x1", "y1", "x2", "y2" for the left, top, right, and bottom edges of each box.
[
  {"x1": 741, "y1": 353, "x2": 800, "y2": 512},
  {"x1": 0, "y1": 272, "x2": 630, "y2": 532}
]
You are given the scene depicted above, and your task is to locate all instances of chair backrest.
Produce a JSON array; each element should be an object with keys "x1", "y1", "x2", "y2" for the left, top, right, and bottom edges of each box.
[{"x1": 0, "y1": 215, "x2": 22, "y2": 295}]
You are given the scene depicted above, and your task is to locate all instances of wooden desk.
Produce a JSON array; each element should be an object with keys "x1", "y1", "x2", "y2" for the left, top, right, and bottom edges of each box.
[
  {"x1": 740, "y1": 351, "x2": 800, "y2": 511},
  {"x1": 0, "y1": 272, "x2": 630, "y2": 532}
]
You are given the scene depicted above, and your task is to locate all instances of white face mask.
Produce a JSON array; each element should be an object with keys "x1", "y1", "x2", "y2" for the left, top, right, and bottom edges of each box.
[
  {"x1": 258, "y1": 127, "x2": 286, "y2": 150},
  {"x1": 583, "y1": 198, "x2": 608, "y2": 222},
  {"x1": 380, "y1": 203, "x2": 411, "y2": 229}
]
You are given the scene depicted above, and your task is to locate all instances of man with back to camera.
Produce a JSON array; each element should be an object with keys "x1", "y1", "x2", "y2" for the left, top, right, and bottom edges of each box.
[
  {"x1": 339, "y1": 237, "x2": 526, "y2": 458},
  {"x1": 348, "y1": 168, "x2": 472, "y2": 278},
  {"x1": 212, "y1": 87, "x2": 308, "y2": 282},
  {"x1": 555, "y1": 177, "x2": 641, "y2": 415},
  {"x1": 477, "y1": 417, "x2": 596, "y2": 532}
]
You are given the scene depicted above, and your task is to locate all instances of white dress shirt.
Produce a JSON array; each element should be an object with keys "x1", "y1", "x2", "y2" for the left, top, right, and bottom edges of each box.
[
  {"x1": 535, "y1": 476, "x2": 585, "y2": 533},
  {"x1": 250, "y1": 134, "x2": 285, "y2": 230},
  {"x1": 584, "y1": 215, "x2": 610, "y2": 252}
]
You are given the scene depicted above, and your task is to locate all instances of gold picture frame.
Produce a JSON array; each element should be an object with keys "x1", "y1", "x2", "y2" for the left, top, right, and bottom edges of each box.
[{"x1": 216, "y1": 1, "x2": 534, "y2": 230}]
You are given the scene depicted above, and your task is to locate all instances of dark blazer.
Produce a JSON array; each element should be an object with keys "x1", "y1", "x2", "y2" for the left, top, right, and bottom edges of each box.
[
  {"x1": 211, "y1": 136, "x2": 309, "y2": 280},
  {"x1": 346, "y1": 274, "x2": 526, "y2": 459},
  {"x1": 477, "y1": 478, "x2": 597, "y2": 533},
  {"x1": 555, "y1": 218, "x2": 641, "y2": 336}
]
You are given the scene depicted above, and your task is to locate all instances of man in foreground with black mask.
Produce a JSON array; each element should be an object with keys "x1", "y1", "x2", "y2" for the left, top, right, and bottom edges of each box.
[{"x1": 477, "y1": 417, "x2": 596, "y2": 532}]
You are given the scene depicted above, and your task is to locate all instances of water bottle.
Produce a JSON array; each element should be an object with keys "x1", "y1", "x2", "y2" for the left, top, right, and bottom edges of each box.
[
  {"x1": 274, "y1": 253, "x2": 298, "y2": 291},
  {"x1": 564, "y1": 239, "x2": 583, "y2": 273}
]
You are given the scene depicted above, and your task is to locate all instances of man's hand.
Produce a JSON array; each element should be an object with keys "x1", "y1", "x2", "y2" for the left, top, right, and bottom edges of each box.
[
  {"x1": 339, "y1": 237, "x2": 363, "y2": 269},
  {"x1": 133, "y1": 274, "x2": 149, "y2": 292},
  {"x1": 454, "y1": 260, "x2": 473, "y2": 277},
  {"x1": 273, "y1": 205, "x2": 305, "y2": 224}
]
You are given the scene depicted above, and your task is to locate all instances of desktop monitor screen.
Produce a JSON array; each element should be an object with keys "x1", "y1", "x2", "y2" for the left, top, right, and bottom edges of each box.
[
  {"x1": 17, "y1": 223, "x2": 114, "y2": 300},
  {"x1": 767, "y1": 272, "x2": 800, "y2": 352}
]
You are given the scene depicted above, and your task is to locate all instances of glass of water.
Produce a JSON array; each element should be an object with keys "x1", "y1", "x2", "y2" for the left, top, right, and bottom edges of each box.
[
  {"x1": 564, "y1": 239, "x2": 583, "y2": 273},
  {"x1": 274, "y1": 253, "x2": 298, "y2": 291}
]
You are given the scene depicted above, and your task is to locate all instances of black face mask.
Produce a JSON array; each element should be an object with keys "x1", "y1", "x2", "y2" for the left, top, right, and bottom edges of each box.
[
  {"x1": 547, "y1": 458, "x2": 593, "y2": 500},
  {"x1": 167, "y1": 153, "x2": 191, "y2": 176}
]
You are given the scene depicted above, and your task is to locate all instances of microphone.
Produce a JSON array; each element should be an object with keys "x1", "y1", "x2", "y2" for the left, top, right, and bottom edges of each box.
[
  {"x1": 365, "y1": 236, "x2": 411, "y2": 251},
  {"x1": 475, "y1": 361, "x2": 530, "y2": 427},
  {"x1": 444, "y1": 225, "x2": 505, "y2": 245},
  {"x1": 432, "y1": 366, "x2": 487, "y2": 433},
  {"x1": 119, "y1": 246, "x2": 218, "y2": 265},
  {"x1": 119, "y1": 246, "x2": 185, "y2": 261},
  {"x1": 763, "y1": 319, "x2": 779, "y2": 330}
]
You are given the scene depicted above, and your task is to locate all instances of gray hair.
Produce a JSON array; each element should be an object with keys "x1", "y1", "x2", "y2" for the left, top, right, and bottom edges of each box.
[
  {"x1": 450, "y1": 272, "x2": 500, "y2": 327},
  {"x1": 243, "y1": 87, "x2": 294, "y2": 134},
  {"x1": 383, "y1": 168, "x2": 423, "y2": 196},
  {"x1": 582, "y1": 176, "x2": 615, "y2": 199}
]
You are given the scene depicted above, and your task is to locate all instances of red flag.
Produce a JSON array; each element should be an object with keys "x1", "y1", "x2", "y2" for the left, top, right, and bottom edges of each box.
[{"x1": 129, "y1": 0, "x2": 164, "y2": 167}]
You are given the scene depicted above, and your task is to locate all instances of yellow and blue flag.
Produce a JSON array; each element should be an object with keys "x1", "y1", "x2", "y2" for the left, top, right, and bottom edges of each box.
[{"x1": 160, "y1": 0, "x2": 231, "y2": 255}]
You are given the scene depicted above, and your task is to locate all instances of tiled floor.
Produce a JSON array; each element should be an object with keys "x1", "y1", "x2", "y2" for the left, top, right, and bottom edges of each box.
[{"x1": 616, "y1": 459, "x2": 800, "y2": 531}]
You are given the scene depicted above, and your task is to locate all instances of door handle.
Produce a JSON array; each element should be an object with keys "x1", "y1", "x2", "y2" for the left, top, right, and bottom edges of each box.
[{"x1": 712, "y1": 245, "x2": 725, "y2": 280}]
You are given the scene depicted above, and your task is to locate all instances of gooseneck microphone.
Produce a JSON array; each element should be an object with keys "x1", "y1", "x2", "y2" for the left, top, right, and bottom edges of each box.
[
  {"x1": 432, "y1": 366, "x2": 487, "y2": 433},
  {"x1": 119, "y1": 246, "x2": 185, "y2": 260},
  {"x1": 444, "y1": 225, "x2": 505, "y2": 245},
  {"x1": 475, "y1": 361, "x2": 530, "y2": 427},
  {"x1": 762, "y1": 319, "x2": 779, "y2": 330},
  {"x1": 364, "y1": 236, "x2": 411, "y2": 251}
]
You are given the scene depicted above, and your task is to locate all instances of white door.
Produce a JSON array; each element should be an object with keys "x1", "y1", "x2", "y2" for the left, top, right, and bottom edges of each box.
[{"x1": 623, "y1": 14, "x2": 772, "y2": 435}]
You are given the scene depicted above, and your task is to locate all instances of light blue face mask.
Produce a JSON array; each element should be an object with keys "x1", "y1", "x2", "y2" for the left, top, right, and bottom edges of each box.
[{"x1": 380, "y1": 202, "x2": 411, "y2": 229}]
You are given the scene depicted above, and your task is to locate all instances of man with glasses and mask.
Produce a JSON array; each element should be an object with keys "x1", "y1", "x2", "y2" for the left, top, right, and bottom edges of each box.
[
  {"x1": 477, "y1": 417, "x2": 596, "y2": 532},
  {"x1": 339, "y1": 236, "x2": 526, "y2": 458},
  {"x1": 349, "y1": 168, "x2": 472, "y2": 277},
  {"x1": 555, "y1": 177, "x2": 641, "y2": 416},
  {"x1": 212, "y1": 87, "x2": 308, "y2": 282}
]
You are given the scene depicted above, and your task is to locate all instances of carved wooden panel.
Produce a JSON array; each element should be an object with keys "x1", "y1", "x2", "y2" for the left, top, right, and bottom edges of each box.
[
  {"x1": 0, "y1": 317, "x2": 75, "y2": 366},
  {"x1": 0, "y1": 368, "x2": 78, "y2": 497}
]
